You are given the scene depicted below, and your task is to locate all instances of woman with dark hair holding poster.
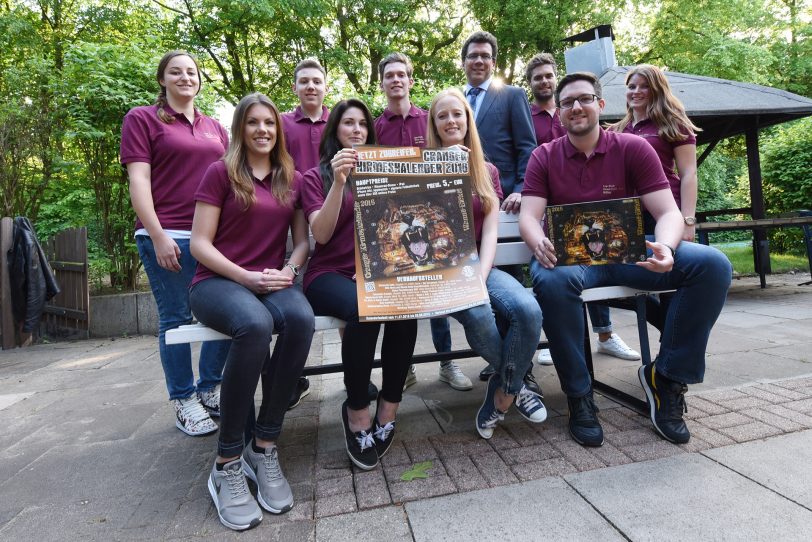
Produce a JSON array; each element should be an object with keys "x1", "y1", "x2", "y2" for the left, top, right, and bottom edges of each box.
[
  {"x1": 121, "y1": 50, "x2": 230, "y2": 437},
  {"x1": 301, "y1": 99, "x2": 417, "y2": 471},
  {"x1": 190, "y1": 93, "x2": 314, "y2": 531},
  {"x1": 426, "y1": 89, "x2": 546, "y2": 440}
]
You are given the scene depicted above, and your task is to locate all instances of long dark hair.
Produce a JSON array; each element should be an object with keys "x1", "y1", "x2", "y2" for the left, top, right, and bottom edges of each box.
[
  {"x1": 224, "y1": 93, "x2": 295, "y2": 209},
  {"x1": 318, "y1": 99, "x2": 376, "y2": 197}
]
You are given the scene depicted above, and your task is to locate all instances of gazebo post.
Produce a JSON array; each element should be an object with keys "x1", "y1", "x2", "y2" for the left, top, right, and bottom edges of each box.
[{"x1": 745, "y1": 120, "x2": 770, "y2": 288}]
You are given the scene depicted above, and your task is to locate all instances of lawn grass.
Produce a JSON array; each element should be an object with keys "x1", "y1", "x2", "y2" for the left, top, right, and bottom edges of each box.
[{"x1": 714, "y1": 244, "x2": 810, "y2": 275}]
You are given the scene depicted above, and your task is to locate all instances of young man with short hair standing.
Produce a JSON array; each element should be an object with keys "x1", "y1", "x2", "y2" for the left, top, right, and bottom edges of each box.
[
  {"x1": 282, "y1": 59, "x2": 330, "y2": 174},
  {"x1": 519, "y1": 72, "x2": 731, "y2": 447},
  {"x1": 281, "y1": 58, "x2": 330, "y2": 409},
  {"x1": 374, "y1": 52, "x2": 472, "y2": 392}
]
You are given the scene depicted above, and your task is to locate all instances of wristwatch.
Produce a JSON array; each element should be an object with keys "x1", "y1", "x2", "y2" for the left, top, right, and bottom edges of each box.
[
  {"x1": 285, "y1": 262, "x2": 300, "y2": 276},
  {"x1": 683, "y1": 216, "x2": 697, "y2": 226}
]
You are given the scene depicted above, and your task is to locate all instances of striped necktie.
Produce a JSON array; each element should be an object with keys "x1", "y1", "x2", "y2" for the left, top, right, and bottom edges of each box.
[{"x1": 467, "y1": 87, "x2": 482, "y2": 110}]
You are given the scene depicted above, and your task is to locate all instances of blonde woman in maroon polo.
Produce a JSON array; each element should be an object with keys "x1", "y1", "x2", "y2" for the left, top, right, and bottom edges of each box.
[
  {"x1": 121, "y1": 50, "x2": 230, "y2": 437},
  {"x1": 608, "y1": 64, "x2": 701, "y2": 239},
  {"x1": 189, "y1": 93, "x2": 314, "y2": 531}
]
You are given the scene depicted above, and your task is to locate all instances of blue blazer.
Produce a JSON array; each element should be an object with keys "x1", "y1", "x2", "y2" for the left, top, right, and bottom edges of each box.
[{"x1": 474, "y1": 83, "x2": 537, "y2": 196}]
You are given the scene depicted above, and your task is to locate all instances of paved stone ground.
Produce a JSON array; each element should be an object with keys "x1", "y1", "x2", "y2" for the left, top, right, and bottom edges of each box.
[{"x1": 0, "y1": 273, "x2": 810, "y2": 540}]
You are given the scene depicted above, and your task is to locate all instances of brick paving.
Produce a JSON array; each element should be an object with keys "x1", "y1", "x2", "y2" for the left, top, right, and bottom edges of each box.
[
  {"x1": 272, "y1": 375, "x2": 812, "y2": 520},
  {"x1": 0, "y1": 273, "x2": 810, "y2": 539}
]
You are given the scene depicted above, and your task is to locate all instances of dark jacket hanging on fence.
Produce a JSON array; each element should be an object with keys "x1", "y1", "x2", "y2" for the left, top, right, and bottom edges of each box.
[{"x1": 8, "y1": 217, "x2": 60, "y2": 333}]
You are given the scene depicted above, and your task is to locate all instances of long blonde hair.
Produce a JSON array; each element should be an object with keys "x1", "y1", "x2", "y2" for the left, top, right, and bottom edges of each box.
[
  {"x1": 609, "y1": 64, "x2": 700, "y2": 142},
  {"x1": 223, "y1": 93, "x2": 295, "y2": 209},
  {"x1": 426, "y1": 88, "x2": 498, "y2": 214}
]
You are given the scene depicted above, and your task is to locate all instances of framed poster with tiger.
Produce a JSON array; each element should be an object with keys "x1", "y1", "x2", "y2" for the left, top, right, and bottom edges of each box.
[{"x1": 350, "y1": 145, "x2": 489, "y2": 321}]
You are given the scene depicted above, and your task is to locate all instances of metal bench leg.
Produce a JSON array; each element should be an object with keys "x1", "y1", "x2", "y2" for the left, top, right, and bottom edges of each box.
[{"x1": 591, "y1": 296, "x2": 649, "y2": 415}]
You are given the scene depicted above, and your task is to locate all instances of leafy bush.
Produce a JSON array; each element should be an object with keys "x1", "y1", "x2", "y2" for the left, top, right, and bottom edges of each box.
[{"x1": 761, "y1": 117, "x2": 812, "y2": 255}]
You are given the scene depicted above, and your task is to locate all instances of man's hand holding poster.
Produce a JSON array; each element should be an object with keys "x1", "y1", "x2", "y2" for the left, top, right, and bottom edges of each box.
[{"x1": 350, "y1": 145, "x2": 489, "y2": 321}]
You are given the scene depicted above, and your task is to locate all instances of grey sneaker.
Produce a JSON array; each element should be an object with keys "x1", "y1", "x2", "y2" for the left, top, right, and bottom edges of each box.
[
  {"x1": 173, "y1": 395, "x2": 218, "y2": 436},
  {"x1": 403, "y1": 365, "x2": 417, "y2": 391},
  {"x1": 439, "y1": 361, "x2": 473, "y2": 391},
  {"x1": 208, "y1": 459, "x2": 262, "y2": 531},
  {"x1": 197, "y1": 385, "x2": 221, "y2": 417},
  {"x1": 242, "y1": 444, "x2": 293, "y2": 514}
]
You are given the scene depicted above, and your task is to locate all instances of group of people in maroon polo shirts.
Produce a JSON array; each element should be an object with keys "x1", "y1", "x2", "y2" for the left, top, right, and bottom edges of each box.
[{"x1": 121, "y1": 35, "x2": 730, "y2": 532}]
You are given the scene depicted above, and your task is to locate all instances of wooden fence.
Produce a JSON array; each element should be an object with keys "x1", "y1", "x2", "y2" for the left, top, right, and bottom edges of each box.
[{"x1": 41, "y1": 226, "x2": 90, "y2": 339}]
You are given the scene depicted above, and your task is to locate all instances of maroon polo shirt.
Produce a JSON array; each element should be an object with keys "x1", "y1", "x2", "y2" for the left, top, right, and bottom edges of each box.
[
  {"x1": 522, "y1": 129, "x2": 669, "y2": 205},
  {"x1": 530, "y1": 105, "x2": 566, "y2": 146},
  {"x1": 191, "y1": 161, "x2": 303, "y2": 287},
  {"x1": 374, "y1": 105, "x2": 428, "y2": 147},
  {"x1": 120, "y1": 104, "x2": 228, "y2": 231},
  {"x1": 301, "y1": 167, "x2": 356, "y2": 292},
  {"x1": 472, "y1": 163, "x2": 504, "y2": 242},
  {"x1": 282, "y1": 105, "x2": 330, "y2": 173},
  {"x1": 622, "y1": 119, "x2": 696, "y2": 209}
]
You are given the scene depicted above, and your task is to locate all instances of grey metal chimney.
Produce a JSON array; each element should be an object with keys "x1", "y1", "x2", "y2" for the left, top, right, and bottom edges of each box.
[{"x1": 563, "y1": 25, "x2": 617, "y2": 75}]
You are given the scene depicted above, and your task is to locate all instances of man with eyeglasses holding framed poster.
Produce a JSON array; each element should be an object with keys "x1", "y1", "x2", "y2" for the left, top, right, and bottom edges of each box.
[{"x1": 519, "y1": 72, "x2": 732, "y2": 448}]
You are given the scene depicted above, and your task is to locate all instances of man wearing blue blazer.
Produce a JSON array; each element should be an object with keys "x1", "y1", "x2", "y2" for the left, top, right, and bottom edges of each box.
[
  {"x1": 461, "y1": 31, "x2": 537, "y2": 213},
  {"x1": 429, "y1": 30, "x2": 541, "y2": 394}
]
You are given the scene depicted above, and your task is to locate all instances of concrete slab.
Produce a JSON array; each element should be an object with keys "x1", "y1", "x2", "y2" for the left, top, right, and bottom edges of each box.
[
  {"x1": 315, "y1": 505, "x2": 411, "y2": 542},
  {"x1": 704, "y1": 429, "x2": 812, "y2": 509},
  {"x1": 405, "y1": 476, "x2": 624, "y2": 541},
  {"x1": 566, "y1": 453, "x2": 812, "y2": 541}
]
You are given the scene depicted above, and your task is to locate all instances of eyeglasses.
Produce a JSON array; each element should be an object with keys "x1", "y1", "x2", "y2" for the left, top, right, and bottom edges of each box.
[
  {"x1": 557, "y1": 94, "x2": 600, "y2": 110},
  {"x1": 465, "y1": 53, "x2": 493, "y2": 61}
]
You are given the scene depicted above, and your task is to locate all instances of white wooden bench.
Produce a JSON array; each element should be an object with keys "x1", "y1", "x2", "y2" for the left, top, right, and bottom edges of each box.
[{"x1": 166, "y1": 212, "x2": 669, "y2": 411}]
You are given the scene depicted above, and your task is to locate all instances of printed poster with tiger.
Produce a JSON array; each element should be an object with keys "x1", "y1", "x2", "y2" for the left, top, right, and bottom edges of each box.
[
  {"x1": 545, "y1": 197, "x2": 647, "y2": 266},
  {"x1": 350, "y1": 145, "x2": 489, "y2": 321}
]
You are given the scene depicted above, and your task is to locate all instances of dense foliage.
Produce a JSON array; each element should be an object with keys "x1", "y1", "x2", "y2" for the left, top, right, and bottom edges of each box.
[
  {"x1": 760, "y1": 117, "x2": 812, "y2": 255},
  {"x1": 1, "y1": 0, "x2": 810, "y2": 289}
]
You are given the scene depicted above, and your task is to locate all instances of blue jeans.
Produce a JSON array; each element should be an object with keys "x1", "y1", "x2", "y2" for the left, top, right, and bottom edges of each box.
[
  {"x1": 586, "y1": 304, "x2": 612, "y2": 333},
  {"x1": 530, "y1": 241, "x2": 732, "y2": 397},
  {"x1": 190, "y1": 278, "x2": 314, "y2": 458},
  {"x1": 136, "y1": 236, "x2": 229, "y2": 400},
  {"x1": 449, "y1": 268, "x2": 542, "y2": 395}
]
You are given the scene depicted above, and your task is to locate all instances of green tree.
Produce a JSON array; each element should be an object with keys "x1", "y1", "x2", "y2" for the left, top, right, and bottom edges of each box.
[
  {"x1": 469, "y1": 0, "x2": 624, "y2": 84},
  {"x1": 61, "y1": 42, "x2": 157, "y2": 289},
  {"x1": 760, "y1": 117, "x2": 812, "y2": 255}
]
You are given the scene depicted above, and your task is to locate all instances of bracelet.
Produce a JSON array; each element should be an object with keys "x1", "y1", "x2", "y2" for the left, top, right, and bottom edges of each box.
[{"x1": 660, "y1": 243, "x2": 676, "y2": 258}]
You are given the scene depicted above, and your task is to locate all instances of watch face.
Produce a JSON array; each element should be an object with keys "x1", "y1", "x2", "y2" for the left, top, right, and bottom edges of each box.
[{"x1": 684, "y1": 217, "x2": 697, "y2": 226}]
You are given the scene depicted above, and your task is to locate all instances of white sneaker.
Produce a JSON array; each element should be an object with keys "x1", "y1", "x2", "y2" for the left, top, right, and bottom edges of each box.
[
  {"x1": 537, "y1": 349, "x2": 554, "y2": 366},
  {"x1": 597, "y1": 333, "x2": 641, "y2": 361},
  {"x1": 439, "y1": 361, "x2": 473, "y2": 391},
  {"x1": 173, "y1": 395, "x2": 218, "y2": 436},
  {"x1": 403, "y1": 365, "x2": 417, "y2": 391},
  {"x1": 198, "y1": 384, "x2": 221, "y2": 417}
]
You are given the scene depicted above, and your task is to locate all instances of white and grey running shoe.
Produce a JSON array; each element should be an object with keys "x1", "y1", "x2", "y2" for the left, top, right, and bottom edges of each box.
[
  {"x1": 208, "y1": 459, "x2": 262, "y2": 531},
  {"x1": 242, "y1": 444, "x2": 293, "y2": 514}
]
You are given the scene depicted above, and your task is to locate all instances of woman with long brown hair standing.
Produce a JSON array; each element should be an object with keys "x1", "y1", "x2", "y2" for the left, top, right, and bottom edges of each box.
[
  {"x1": 121, "y1": 50, "x2": 230, "y2": 437},
  {"x1": 609, "y1": 64, "x2": 701, "y2": 239}
]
